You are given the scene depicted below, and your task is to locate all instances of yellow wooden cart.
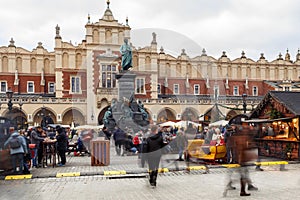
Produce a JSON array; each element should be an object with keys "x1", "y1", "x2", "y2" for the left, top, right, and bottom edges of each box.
[{"x1": 184, "y1": 139, "x2": 227, "y2": 164}]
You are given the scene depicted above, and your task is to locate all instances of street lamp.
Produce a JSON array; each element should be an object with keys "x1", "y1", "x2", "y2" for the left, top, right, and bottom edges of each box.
[
  {"x1": 242, "y1": 93, "x2": 247, "y2": 114},
  {"x1": 19, "y1": 102, "x2": 23, "y2": 129},
  {"x1": 6, "y1": 89, "x2": 13, "y2": 111}
]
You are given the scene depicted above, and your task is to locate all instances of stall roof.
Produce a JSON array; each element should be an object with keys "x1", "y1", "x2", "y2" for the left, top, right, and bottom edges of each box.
[
  {"x1": 244, "y1": 117, "x2": 294, "y2": 123},
  {"x1": 250, "y1": 91, "x2": 300, "y2": 118},
  {"x1": 269, "y1": 91, "x2": 300, "y2": 115}
]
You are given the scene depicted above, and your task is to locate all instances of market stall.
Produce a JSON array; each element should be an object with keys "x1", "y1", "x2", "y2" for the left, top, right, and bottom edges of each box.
[{"x1": 246, "y1": 91, "x2": 300, "y2": 160}]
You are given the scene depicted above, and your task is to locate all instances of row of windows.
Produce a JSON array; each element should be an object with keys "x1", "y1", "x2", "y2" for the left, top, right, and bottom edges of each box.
[
  {"x1": 156, "y1": 83, "x2": 260, "y2": 96},
  {"x1": 0, "y1": 81, "x2": 55, "y2": 94}
]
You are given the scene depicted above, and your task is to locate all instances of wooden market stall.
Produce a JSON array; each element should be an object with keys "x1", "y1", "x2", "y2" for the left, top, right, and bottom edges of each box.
[{"x1": 246, "y1": 91, "x2": 300, "y2": 160}]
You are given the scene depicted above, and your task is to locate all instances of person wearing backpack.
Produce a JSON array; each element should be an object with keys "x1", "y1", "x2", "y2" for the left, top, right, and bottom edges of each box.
[{"x1": 4, "y1": 131, "x2": 28, "y2": 174}]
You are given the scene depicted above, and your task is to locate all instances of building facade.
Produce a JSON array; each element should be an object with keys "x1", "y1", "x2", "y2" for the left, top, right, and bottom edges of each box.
[{"x1": 1, "y1": 1, "x2": 300, "y2": 129}]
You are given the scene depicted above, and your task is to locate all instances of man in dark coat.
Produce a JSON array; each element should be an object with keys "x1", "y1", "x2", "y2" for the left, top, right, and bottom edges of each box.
[
  {"x1": 146, "y1": 125, "x2": 166, "y2": 187},
  {"x1": 56, "y1": 126, "x2": 67, "y2": 166},
  {"x1": 113, "y1": 127, "x2": 126, "y2": 156},
  {"x1": 30, "y1": 126, "x2": 45, "y2": 167}
]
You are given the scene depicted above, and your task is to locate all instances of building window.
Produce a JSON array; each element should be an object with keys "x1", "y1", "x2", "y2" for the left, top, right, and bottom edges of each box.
[
  {"x1": 174, "y1": 84, "x2": 179, "y2": 94},
  {"x1": 0, "y1": 81, "x2": 7, "y2": 93},
  {"x1": 102, "y1": 64, "x2": 117, "y2": 88},
  {"x1": 284, "y1": 87, "x2": 290, "y2": 91},
  {"x1": 27, "y1": 82, "x2": 35, "y2": 93},
  {"x1": 214, "y1": 85, "x2": 219, "y2": 100},
  {"x1": 157, "y1": 84, "x2": 161, "y2": 94},
  {"x1": 253, "y1": 86, "x2": 258, "y2": 96},
  {"x1": 71, "y1": 76, "x2": 81, "y2": 93},
  {"x1": 49, "y1": 82, "x2": 55, "y2": 93},
  {"x1": 233, "y1": 86, "x2": 239, "y2": 96},
  {"x1": 136, "y1": 78, "x2": 145, "y2": 94},
  {"x1": 194, "y1": 84, "x2": 200, "y2": 95}
]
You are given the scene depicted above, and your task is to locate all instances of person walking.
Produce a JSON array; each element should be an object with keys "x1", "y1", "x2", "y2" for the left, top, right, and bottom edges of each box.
[
  {"x1": 56, "y1": 125, "x2": 68, "y2": 166},
  {"x1": 176, "y1": 129, "x2": 188, "y2": 161},
  {"x1": 30, "y1": 126, "x2": 45, "y2": 168},
  {"x1": 224, "y1": 124, "x2": 237, "y2": 164},
  {"x1": 234, "y1": 125, "x2": 258, "y2": 196},
  {"x1": 113, "y1": 127, "x2": 126, "y2": 156},
  {"x1": 4, "y1": 131, "x2": 28, "y2": 174},
  {"x1": 146, "y1": 125, "x2": 166, "y2": 187}
]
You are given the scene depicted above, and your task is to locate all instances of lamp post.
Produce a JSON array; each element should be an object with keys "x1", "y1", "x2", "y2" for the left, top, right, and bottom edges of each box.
[
  {"x1": 6, "y1": 89, "x2": 13, "y2": 111},
  {"x1": 186, "y1": 108, "x2": 193, "y2": 129},
  {"x1": 19, "y1": 102, "x2": 23, "y2": 129},
  {"x1": 242, "y1": 93, "x2": 247, "y2": 114}
]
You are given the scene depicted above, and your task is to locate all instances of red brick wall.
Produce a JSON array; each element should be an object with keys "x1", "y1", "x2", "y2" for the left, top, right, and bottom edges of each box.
[{"x1": 62, "y1": 70, "x2": 87, "y2": 98}]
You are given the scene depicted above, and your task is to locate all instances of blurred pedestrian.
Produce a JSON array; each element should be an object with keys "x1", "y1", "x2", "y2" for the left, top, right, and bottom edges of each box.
[
  {"x1": 56, "y1": 125, "x2": 67, "y2": 166},
  {"x1": 176, "y1": 129, "x2": 188, "y2": 161},
  {"x1": 233, "y1": 125, "x2": 258, "y2": 196},
  {"x1": 4, "y1": 131, "x2": 28, "y2": 174},
  {"x1": 224, "y1": 124, "x2": 237, "y2": 164},
  {"x1": 113, "y1": 127, "x2": 126, "y2": 156},
  {"x1": 146, "y1": 125, "x2": 166, "y2": 187}
]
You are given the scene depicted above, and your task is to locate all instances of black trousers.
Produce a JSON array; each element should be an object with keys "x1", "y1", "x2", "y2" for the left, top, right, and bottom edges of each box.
[{"x1": 58, "y1": 149, "x2": 66, "y2": 165}]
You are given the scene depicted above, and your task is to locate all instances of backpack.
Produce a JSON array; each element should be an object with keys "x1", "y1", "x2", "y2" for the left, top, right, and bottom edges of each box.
[{"x1": 9, "y1": 137, "x2": 21, "y2": 149}]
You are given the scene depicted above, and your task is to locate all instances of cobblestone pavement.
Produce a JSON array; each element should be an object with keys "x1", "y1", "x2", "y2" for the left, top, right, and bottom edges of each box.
[
  {"x1": 1, "y1": 164, "x2": 300, "y2": 200},
  {"x1": 2, "y1": 144, "x2": 295, "y2": 179},
  {"x1": 1, "y1": 144, "x2": 300, "y2": 199}
]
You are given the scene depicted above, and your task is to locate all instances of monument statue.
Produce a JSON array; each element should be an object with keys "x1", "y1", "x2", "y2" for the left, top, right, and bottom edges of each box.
[{"x1": 120, "y1": 38, "x2": 132, "y2": 71}]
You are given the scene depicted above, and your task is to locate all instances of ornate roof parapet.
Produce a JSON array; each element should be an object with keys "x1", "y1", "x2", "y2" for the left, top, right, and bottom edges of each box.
[
  {"x1": 55, "y1": 24, "x2": 61, "y2": 39},
  {"x1": 201, "y1": 48, "x2": 207, "y2": 56},
  {"x1": 296, "y1": 48, "x2": 300, "y2": 61},
  {"x1": 285, "y1": 49, "x2": 291, "y2": 62},
  {"x1": 221, "y1": 51, "x2": 227, "y2": 58},
  {"x1": 241, "y1": 50, "x2": 246, "y2": 58},
  {"x1": 87, "y1": 14, "x2": 91, "y2": 24},
  {"x1": 102, "y1": 0, "x2": 115, "y2": 21},
  {"x1": 8, "y1": 38, "x2": 15, "y2": 47},
  {"x1": 277, "y1": 52, "x2": 283, "y2": 60}
]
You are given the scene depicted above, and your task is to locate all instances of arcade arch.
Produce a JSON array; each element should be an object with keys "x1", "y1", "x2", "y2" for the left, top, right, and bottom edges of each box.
[
  {"x1": 157, "y1": 107, "x2": 176, "y2": 123},
  {"x1": 62, "y1": 108, "x2": 85, "y2": 126}
]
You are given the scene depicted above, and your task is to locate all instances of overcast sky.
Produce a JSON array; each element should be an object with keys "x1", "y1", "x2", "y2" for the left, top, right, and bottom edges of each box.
[{"x1": 1, "y1": 0, "x2": 300, "y2": 61}]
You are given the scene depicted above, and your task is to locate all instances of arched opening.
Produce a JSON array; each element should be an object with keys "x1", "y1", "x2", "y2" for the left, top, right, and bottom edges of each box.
[
  {"x1": 30, "y1": 58, "x2": 37, "y2": 73},
  {"x1": 225, "y1": 109, "x2": 239, "y2": 120},
  {"x1": 105, "y1": 29, "x2": 112, "y2": 44},
  {"x1": 145, "y1": 56, "x2": 151, "y2": 71},
  {"x1": 93, "y1": 29, "x2": 99, "y2": 43},
  {"x1": 16, "y1": 57, "x2": 22, "y2": 72},
  {"x1": 75, "y1": 53, "x2": 82, "y2": 69},
  {"x1": 98, "y1": 106, "x2": 109, "y2": 125},
  {"x1": 62, "y1": 52, "x2": 69, "y2": 68},
  {"x1": 157, "y1": 108, "x2": 176, "y2": 123},
  {"x1": 33, "y1": 107, "x2": 56, "y2": 128},
  {"x1": 181, "y1": 108, "x2": 198, "y2": 121},
  {"x1": 2, "y1": 56, "x2": 8, "y2": 72},
  {"x1": 62, "y1": 109, "x2": 85, "y2": 126},
  {"x1": 2, "y1": 108, "x2": 27, "y2": 130},
  {"x1": 44, "y1": 58, "x2": 50, "y2": 73}
]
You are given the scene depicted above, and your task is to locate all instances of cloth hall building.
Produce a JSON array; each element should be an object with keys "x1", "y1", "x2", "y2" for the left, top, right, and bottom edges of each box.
[{"x1": 1, "y1": 1, "x2": 300, "y2": 129}]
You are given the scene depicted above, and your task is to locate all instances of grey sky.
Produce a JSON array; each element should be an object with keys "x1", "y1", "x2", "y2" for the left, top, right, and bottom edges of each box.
[{"x1": 0, "y1": 0, "x2": 299, "y2": 61}]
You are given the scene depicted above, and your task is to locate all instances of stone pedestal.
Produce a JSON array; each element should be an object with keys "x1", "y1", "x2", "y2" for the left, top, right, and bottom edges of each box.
[
  {"x1": 103, "y1": 71, "x2": 149, "y2": 132},
  {"x1": 116, "y1": 72, "x2": 136, "y2": 102}
]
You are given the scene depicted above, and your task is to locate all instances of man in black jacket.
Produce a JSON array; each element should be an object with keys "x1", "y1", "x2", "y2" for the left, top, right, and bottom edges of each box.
[
  {"x1": 56, "y1": 126, "x2": 67, "y2": 166},
  {"x1": 146, "y1": 125, "x2": 166, "y2": 187}
]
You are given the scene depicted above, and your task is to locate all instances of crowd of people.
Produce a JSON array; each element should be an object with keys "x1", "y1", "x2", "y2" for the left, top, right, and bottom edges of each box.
[
  {"x1": 2, "y1": 125, "x2": 71, "y2": 175},
  {"x1": 1, "y1": 122, "x2": 260, "y2": 195}
]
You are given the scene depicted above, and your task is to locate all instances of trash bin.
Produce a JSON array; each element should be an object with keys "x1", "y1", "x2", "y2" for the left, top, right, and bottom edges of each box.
[{"x1": 91, "y1": 139, "x2": 110, "y2": 166}]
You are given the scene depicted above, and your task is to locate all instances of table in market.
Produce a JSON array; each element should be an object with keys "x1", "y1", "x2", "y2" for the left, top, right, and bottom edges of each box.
[{"x1": 42, "y1": 140, "x2": 57, "y2": 168}]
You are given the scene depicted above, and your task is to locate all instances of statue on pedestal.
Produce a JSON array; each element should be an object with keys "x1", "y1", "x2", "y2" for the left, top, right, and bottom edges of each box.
[{"x1": 120, "y1": 38, "x2": 132, "y2": 71}]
